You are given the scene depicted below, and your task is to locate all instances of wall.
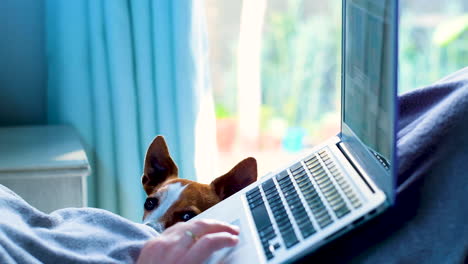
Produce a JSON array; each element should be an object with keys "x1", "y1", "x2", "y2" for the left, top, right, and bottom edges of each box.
[{"x1": 0, "y1": 0, "x2": 46, "y2": 126}]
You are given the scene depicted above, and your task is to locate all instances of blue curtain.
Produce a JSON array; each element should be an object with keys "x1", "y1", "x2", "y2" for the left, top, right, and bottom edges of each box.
[{"x1": 45, "y1": 0, "x2": 213, "y2": 221}]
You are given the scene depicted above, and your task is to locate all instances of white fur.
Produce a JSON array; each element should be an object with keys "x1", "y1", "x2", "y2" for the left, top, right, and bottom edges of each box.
[{"x1": 143, "y1": 182, "x2": 188, "y2": 233}]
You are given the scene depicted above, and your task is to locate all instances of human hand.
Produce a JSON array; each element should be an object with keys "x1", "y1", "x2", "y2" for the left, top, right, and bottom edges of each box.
[{"x1": 136, "y1": 219, "x2": 240, "y2": 264}]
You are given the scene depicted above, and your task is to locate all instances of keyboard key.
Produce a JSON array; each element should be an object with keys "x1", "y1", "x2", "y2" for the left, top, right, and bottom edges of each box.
[
  {"x1": 334, "y1": 203, "x2": 350, "y2": 218},
  {"x1": 315, "y1": 176, "x2": 330, "y2": 185},
  {"x1": 305, "y1": 159, "x2": 319, "y2": 166},
  {"x1": 272, "y1": 242, "x2": 281, "y2": 251},
  {"x1": 270, "y1": 200, "x2": 286, "y2": 209},
  {"x1": 270, "y1": 203, "x2": 285, "y2": 212},
  {"x1": 247, "y1": 189, "x2": 261, "y2": 197},
  {"x1": 268, "y1": 197, "x2": 282, "y2": 205},
  {"x1": 247, "y1": 188, "x2": 260, "y2": 195},
  {"x1": 297, "y1": 180, "x2": 312, "y2": 189},
  {"x1": 278, "y1": 179, "x2": 292, "y2": 187},
  {"x1": 304, "y1": 194, "x2": 319, "y2": 204},
  {"x1": 276, "y1": 170, "x2": 290, "y2": 182},
  {"x1": 247, "y1": 196, "x2": 262, "y2": 205},
  {"x1": 321, "y1": 183, "x2": 336, "y2": 193},
  {"x1": 267, "y1": 198, "x2": 282, "y2": 206},
  {"x1": 266, "y1": 191, "x2": 280, "y2": 200},
  {"x1": 312, "y1": 170, "x2": 327, "y2": 179},
  {"x1": 265, "y1": 252, "x2": 274, "y2": 260},
  {"x1": 307, "y1": 197, "x2": 323, "y2": 208},
  {"x1": 306, "y1": 195, "x2": 323, "y2": 205},
  {"x1": 276, "y1": 214, "x2": 290, "y2": 224},
  {"x1": 301, "y1": 227, "x2": 317, "y2": 238},
  {"x1": 271, "y1": 203, "x2": 286, "y2": 212},
  {"x1": 287, "y1": 196, "x2": 301, "y2": 204},
  {"x1": 272, "y1": 211, "x2": 287, "y2": 219},
  {"x1": 305, "y1": 155, "x2": 318, "y2": 162},
  {"x1": 329, "y1": 197, "x2": 345, "y2": 207},
  {"x1": 263, "y1": 187, "x2": 276, "y2": 195},
  {"x1": 325, "y1": 191, "x2": 341, "y2": 201},
  {"x1": 302, "y1": 188, "x2": 318, "y2": 197},
  {"x1": 259, "y1": 226, "x2": 275, "y2": 237},
  {"x1": 262, "y1": 179, "x2": 276, "y2": 192},
  {"x1": 251, "y1": 202, "x2": 272, "y2": 231},
  {"x1": 293, "y1": 170, "x2": 307, "y2": 177},
  {"x1": 300, "y1": 186, "x2": 315, "y2": 195},
  {"x1": 299, "y1": 226, "x2": 315, "y2": 239},
  {"x1": 297, "y1": 173, "x2": 310, "y2": 181},
  {"x1": 352, "y1": 200, "x2": 362, "y2": 208},
  {"x1": 281, "y1": 183, "x2": 296, "y2": 192},
  {"x1": 318, "y1": 217, "x2": 333, "y2": 228},
  {"x1": 283, "y1": 233, "x2": 299, "y2": 249},
  {"x1": 282, "y1": 189, "x2": 296, "y2": 198},
  {"x1": 313, "y1": 172, "x2": 328, "y2": 182},
  {"x1": 290, "y1": 162, "x2": 303, "y2": 172},
  {"x1": 249, "y1": 198, "x2": 265, "y2": 208},
  {"x1": 294, "y1": 210, "x2": 309, "y2": 221},
  {"x1": 278, "y1": 224, "x2": 293, "y2": 232},
  {"x1": 308, "y1": 163, "x2": 322, "y2": 172},
  {"x1": 292, "y1": 169, "x2": 305, "y2": 176},
  {"x1": 298, "y1": 219, "x2": 315, "y2": 229},
  {"x1": 247, "y1": 193, "x2": 262, "y2": 202}
]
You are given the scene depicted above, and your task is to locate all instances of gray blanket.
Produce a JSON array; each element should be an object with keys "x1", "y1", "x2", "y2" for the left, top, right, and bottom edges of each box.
[{"x1": 0, "y1": 184, "x2": 158, "y2": 263}]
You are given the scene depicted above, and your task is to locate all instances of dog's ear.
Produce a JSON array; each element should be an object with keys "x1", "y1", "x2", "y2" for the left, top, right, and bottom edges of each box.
[
  {"x1": 142, "y1": 136, "x2": 178, "y2": 194},
  {"x1": 211, "y1": 157, "x2": 257, "y2": 200}
]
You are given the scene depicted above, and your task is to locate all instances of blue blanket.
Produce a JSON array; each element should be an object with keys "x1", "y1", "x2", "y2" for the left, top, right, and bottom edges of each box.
[
  {"x1": 397, "y1": 66, "x2": 468, "y2": 193},
  {"x1": 305, "y1": 67, "x2": 468, "y2": 263},
  {"x1": 1, "y1": 68, "x2": 467, "y2": 263}
]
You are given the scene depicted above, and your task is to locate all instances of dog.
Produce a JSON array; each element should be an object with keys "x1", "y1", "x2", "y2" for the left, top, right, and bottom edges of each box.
[{"x1": 141, "y1": 136, "x2": 257, "y2": 233}]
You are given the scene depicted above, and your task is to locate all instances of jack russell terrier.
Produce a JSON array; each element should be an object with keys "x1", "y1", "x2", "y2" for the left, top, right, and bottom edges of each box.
[{"x1": 142, "y1": 136, "x2": 257, "y2": 233}]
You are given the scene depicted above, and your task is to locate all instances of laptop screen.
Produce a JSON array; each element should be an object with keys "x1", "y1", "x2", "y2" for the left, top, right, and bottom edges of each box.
[{"x1": 342, "y1": 0, "x2": 397, "y2": 167}]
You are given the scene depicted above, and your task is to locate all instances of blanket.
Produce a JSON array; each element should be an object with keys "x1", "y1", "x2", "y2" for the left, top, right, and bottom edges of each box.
[
  {"x1": 0, "y1": 184, "x2": 158, "y2": 263},
  {"x1": 397, "y1": 66, "x2": 468, "y2": 193},
  {"x1": 304, "y1": 66, "x2": 468, "y2": 263}
]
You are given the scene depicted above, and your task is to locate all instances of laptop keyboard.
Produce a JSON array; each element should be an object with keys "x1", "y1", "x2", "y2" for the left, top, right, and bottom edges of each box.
[{"x1": 246, "y1": 149, "x2": 363, "y2": 261}]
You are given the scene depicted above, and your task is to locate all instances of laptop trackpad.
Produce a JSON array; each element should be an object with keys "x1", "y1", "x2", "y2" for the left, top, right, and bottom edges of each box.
[{"x1": 205, "y1": 219, "x2": 245, "y2": 264}]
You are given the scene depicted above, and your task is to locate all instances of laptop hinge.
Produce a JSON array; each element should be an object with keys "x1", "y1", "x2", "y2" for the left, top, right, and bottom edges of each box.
[{"x1": 337, "y1": 142, "x2": 375, "y2": 193}]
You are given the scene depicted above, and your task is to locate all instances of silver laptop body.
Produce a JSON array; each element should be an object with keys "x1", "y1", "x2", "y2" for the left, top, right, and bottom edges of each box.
[{"x1": 195, "y1": 0, "x2": 399, "y2": 263}]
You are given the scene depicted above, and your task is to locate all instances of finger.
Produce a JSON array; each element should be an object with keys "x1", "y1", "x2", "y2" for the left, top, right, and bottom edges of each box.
[
  {"x1": 137, "y1": 238, "x2": 172, "y2": 264},
  {"x1": 188, "y1": 219, "x2": 240, "y2": 237},
  {"x1": 159, "y1": 222, "x2": 195, "y2": 248},
  {"x1": 178, "y1": 232, "x2": 239, "y2": 264},
  {"x1": 160, "y1": 220, "x2": 240, "y2": 252}
]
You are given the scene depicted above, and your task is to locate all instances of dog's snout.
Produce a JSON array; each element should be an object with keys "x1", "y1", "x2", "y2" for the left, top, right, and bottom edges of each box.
[{"x1": 144, "y1": 221, "x2": 165, "y2": 233}]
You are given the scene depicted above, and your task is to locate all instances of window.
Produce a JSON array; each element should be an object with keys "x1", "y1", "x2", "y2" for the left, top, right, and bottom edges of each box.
[
  {"x1": 203, "y1": 0, "x2": 467, "y2": 182},
  {"x1": 399, "y1": 0, "x2": 468, "y2": 93}
]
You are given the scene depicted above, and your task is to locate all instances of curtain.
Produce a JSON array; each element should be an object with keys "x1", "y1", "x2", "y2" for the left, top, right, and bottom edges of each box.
[{"x1": 45, "y1": 0, "x2": 216, "y2": 221}]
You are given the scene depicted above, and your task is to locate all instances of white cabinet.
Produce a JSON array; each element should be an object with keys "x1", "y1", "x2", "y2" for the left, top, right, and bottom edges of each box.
[{"x1": 0, "y1": 125, "x2": 90, "y2": 213}]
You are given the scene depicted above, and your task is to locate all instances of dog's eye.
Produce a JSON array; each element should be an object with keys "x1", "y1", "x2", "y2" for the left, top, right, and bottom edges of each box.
[
  {"x1": 181, "y1": 211, "x2": 197, "y2": 222},
  {"x1": 144, "y1": 198, "x2": 158, "y2": 211}
]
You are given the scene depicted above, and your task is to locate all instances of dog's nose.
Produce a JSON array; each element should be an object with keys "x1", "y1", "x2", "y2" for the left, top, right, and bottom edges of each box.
[{"x1": 144, "y1": 221, "x2": 164, "y2": 233}]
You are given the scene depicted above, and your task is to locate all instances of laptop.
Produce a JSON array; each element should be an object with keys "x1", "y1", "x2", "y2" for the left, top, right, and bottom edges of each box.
[{"x1": 195, "y1": 0, "x2": 399, "y2": 263}]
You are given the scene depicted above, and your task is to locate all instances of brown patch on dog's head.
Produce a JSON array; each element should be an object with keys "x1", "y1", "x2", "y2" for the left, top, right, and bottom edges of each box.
[
  {"x1": 210, "y1": 157, "x2": 257, "y2": 200},
  {"x1": 141, "y1": 136, "x2": 257, "y2": 232},
  {"x1": 142, "y1": 178, "x2": 220, "y2": 230}
]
